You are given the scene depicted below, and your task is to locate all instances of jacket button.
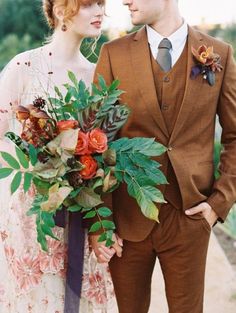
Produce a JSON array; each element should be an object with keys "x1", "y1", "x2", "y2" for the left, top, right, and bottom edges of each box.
[
  {"x1": 161, "y1": 103, "x2": 169, "y2": 110},
  {"x1": 163, "y1": 76, "x2": 170, "y2": 82},
  {"x1": 167, "y1": 146, "x2": 173, "y2": 151}
]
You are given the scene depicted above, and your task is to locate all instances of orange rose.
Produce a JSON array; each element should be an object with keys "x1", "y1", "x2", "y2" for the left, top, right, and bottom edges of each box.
[
  {"x1": 88, "y1": 128, "x2": 108, "y2": 153},
  {"x1": 57, "y1": 120, "x2": 79, "y2": 133},
  {"x1": 75, "y1": 131, "x2": 90, "y2": 155},
  {"x1": 79, "y1": 155, "x2": 98, "y2": 180}
]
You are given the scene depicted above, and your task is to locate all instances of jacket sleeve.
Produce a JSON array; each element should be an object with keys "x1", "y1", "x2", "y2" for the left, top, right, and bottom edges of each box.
[
  {"x1": 207, "y1": 45, "x2": 236, "y2": 221},
  {"x1": 93, "y1": 43, "x2": 115, "y2": 86}
]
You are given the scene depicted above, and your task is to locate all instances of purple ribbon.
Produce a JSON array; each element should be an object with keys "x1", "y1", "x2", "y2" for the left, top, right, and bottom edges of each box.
[{"x1": 54, "y1": 209, "x2": 85, "y2": 313}]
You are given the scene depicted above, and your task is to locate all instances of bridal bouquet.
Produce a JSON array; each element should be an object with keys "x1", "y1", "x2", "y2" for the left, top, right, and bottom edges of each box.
[{"x1": 0, "y1": 72, "x2": 167, "y2": 250}]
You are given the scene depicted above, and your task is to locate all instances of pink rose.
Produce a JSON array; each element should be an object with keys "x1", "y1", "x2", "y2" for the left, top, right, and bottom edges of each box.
[
  {"x1": 79, "y1": 155, "x2": 98, "y2": 180},
  {"x1": 75, "y1": 131, "x2": 90, "y2": 155},
  {"x1": 88, "y1": 128, "x2": 108, "y2": 154}
]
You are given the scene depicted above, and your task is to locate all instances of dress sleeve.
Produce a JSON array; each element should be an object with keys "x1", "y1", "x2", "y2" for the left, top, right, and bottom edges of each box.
[{"x1": 0, "y1": 55, "x2": 26, "y2": 140}]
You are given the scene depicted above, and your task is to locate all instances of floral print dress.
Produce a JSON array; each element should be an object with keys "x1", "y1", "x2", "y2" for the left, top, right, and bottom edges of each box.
[{"x1": 0, "y1": 47, "x2": 117, "y2": 313}]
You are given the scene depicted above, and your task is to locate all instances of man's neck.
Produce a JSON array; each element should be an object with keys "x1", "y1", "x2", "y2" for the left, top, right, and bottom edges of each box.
[
  {"x1": 149, "y1": 2, "x2": 183, "y2": 37},
  {"x1": 150, "y1": 16, "x2": 183, "y2": 37}
]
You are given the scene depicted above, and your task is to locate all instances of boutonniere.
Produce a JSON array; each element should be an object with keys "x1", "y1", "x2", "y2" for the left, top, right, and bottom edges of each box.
[{"x1": 190, "y1": 45, "x2": 223, "y2": 86}]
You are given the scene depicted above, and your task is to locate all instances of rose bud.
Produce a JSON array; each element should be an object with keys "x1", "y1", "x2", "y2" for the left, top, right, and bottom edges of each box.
[
  {"x1": 57, "y1": 120, "x2": 79, "y2": 133},
  {"x1": 95, "y1": 168, "x2": 105, "y2": 178},
  {"x1": 15, "y1": 106, "x2": 30, "y2": 121},
  {"x1": 37, "y1": 151, "x2": 49, "y2": 163},
  {"x1": 102, "y1": 149, "x2": 116, "y2": 166},
  {"x1": 29, "y1": 108, "x2": 50, "y2": 119}
]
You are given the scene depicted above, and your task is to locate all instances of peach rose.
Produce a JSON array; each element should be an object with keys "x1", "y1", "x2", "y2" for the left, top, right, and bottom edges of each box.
[
  {"x1": 57, "y1": 120, "x2": 79, "y2": 133},
  {"x1": 88, "y1": 128, "x2": 108, "y2": 153},
  {"x1": 75, "y1": 131, "x2": 90, "y2": 155},
  {"x1": 79, "y1": 155, "x2": 98, "y2": 180}
]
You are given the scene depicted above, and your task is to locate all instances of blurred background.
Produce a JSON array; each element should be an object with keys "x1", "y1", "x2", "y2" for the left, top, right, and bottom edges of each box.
[
  {"x1": 0, "y1": 0, "x2": 236, "y2": 69},
  {"x1": 0, "y1": 0, "x2": 236, "y2": 310}
]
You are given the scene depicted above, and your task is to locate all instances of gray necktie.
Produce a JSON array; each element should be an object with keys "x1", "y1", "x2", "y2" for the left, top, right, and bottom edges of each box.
[{"x1": 156, "y1": 38, "x2": 172, "y2": 72}]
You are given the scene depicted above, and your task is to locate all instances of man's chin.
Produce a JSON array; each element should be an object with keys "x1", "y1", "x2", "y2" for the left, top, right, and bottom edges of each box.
[{"x1": 131, "y1": 19, "x2": 143, "y2": 26}]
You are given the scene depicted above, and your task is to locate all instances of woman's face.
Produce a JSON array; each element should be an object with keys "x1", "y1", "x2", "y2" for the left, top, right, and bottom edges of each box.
[{"x1": 70, "y1": 1, "x2": 104, "y2": 38}]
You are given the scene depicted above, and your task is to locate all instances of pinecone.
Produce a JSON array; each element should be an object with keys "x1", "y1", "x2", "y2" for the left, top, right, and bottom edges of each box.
[
  {"x1": 33, "y1": 97, "x2": 46, "y2": 109},
  {"x1": 67, "y1": 171, "x2": 83, "y2": 188},
  {"x1": 37, "y1": 151, "x2": 49, "y2": 163},
  {"x1": 67, "y1": 157, "x2": 77, "y2": 169}
]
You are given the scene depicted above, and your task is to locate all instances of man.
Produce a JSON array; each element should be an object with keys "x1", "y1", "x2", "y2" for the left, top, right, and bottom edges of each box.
[{"x1": 90, "y1": 0, "x2": 236, "y2": 312}]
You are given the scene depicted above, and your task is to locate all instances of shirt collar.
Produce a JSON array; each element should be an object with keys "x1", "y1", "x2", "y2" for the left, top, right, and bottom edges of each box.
[{"x1": 146, "y1": 20, "x2": 188, "y2": 52}]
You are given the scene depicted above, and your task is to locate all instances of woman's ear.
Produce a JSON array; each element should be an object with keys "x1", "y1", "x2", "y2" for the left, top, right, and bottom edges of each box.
[{"x1": 53, "y1": 5, "x2": 65, "y2": 24}]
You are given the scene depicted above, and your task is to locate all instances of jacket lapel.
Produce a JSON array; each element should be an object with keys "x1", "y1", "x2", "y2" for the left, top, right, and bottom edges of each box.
[
  {"x1": 170, "y1": 26, "x2": 204, "y2": 142},
  {"x1": 130, "y1": 27, "x2": 169, "y2": 139}
]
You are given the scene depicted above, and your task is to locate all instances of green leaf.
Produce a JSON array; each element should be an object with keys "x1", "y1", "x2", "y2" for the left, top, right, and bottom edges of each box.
[
  {"x1": 11, "y1": 171, "x2": 22, "y2": 194},
  {"x1": 0, "y1": 168, "x2": 14, "y2": 179},
  {"x1": 23, "y1": 172, "x2": 33, "y2": 192},
  {"x1": 41, "y1": 224, "x2": 58, "y2": 240},
  {"x1": 140, "y1": 141, "x2": 167, "y2": 157},
  {"x1": 54, "y1": 86, "x2": 63, "y2": 99},
  {"x1": 67, "y1": 204, "x2": 82, "y2": 212},
  {"x1": 98, "y1": 74, "x2": 107, "y2": 91},
  {"x1": 101, "y1": 220, "x2": 116, "y2": 230},
  {"x1": 41, "y1": 211, "x2": 56, "y2": 227},
  {"x1": 76, "y1": 187, "x2": 103, "y2": 208},
  {"x1": 65, "y1": 90, "x2": 73, "y2": 103},
  {"x1": 105, "y1": 237, "x2": 114, "y2": 247},
  {"x1": 127, "y1": 182, "x2": 160, "y2": 221},
  {"x1": 15, "y1": 146, "x2": 29, "y2": 169},
  {"x1": 68, "y1": 70, "x2": 78, "y2": 87},
  {"x1": 141, "y1": 186, "x2": 165, "y2": 203},
  {"x1": 89, "y1": 221, "x2": 102, "y2": 233},
  {"x1": 37, "y1": 229, "x2": 48, "y2": 251},
  {"x1": 108, "y1": 79, "x2": 120, "y2": 92},
  {"x1": 33, "y1": 177, "x2": 51, "y2": 195},
  {"x1": 83, "y1": 210, "x2": 96, "y2": 219},
  {"x1": 91, "y1": 82, "x2": 103, "y2": 95},
  {"x1": 92, "y1": 178, "x2": 103, "y2": 190},
  {"x1": 0, "y1": 151, "x2": 20, "y2": 169},
  {"x1": 5, "y1": 132, "x2": 29, "y2": 155},
  {"x1": 144, "y1": 168, "x2": 168, "y2": 185},
  {"x1": 27, "y1": 205, "x2": 40, "y2": 216},
  {"x1": 29, "y1": 144, "x2": 38, "y2": 166},
  {"x1": 98, "y1": 207, "x2": 112, "y2": 217},
  {"x1": 69, "y1": 187, "x2": 83, "y2": 198},
  {"x1": 109, "y1": 137, "x2": 130, "y2": 151},
  {"x1": 98, "y1": 232, "x2": 107, "y2": 242}
]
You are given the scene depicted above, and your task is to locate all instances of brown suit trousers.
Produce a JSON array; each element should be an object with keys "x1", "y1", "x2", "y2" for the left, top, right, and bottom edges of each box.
[{"x1": 109, "y1": 203, "x2": 211, "y2": 313}]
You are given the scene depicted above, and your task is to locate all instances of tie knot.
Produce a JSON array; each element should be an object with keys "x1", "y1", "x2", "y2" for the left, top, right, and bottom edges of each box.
[{"x1": 158, "y1": 38, "x2": 172, "y2": 50}]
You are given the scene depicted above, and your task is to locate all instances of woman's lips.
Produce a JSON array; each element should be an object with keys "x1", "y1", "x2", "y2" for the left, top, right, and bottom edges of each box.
[{"x1": 91, "y1": 21, "x2": 102, "y2": 28}]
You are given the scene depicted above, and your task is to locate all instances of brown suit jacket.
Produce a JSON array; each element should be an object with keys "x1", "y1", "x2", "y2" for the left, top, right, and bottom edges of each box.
[{"x1": 94, "y1": 26, "x2": 236, "y2": 241}]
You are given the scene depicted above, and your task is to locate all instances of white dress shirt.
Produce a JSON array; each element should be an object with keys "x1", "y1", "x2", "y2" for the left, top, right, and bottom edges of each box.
[{"x1": 146, "y1": 21, "x2": 188, "y2": 67}]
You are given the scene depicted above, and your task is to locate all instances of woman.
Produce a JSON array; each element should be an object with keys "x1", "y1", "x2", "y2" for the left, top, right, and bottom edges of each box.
[{"x1": 0, "y1": 1, "x2": 116, "y2": 312}]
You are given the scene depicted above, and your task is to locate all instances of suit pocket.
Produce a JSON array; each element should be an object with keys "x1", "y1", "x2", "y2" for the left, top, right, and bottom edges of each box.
[
  {"x1": 191, "y1": 163, "x2": 214, "y2": 196},
  {"x1": 200, "y1": 217, "x2": 212, "y2": 232},
  {"x1": 185, "y1": 213, "x2": 211, "y2": 233}
]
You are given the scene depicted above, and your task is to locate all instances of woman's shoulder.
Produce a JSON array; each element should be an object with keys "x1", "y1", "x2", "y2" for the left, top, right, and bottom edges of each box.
[
  {"x1": 79, "y1": 53, "x2": 96, "y2": 72},
  {"x1": 4, "y1": 47, "x2": 44, "y2": 74}
]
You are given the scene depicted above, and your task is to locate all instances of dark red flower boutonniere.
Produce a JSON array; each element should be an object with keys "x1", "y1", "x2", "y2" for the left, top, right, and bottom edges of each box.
[{"x1": 190, "y1": 45, "x2": 223, "y2": 86}]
